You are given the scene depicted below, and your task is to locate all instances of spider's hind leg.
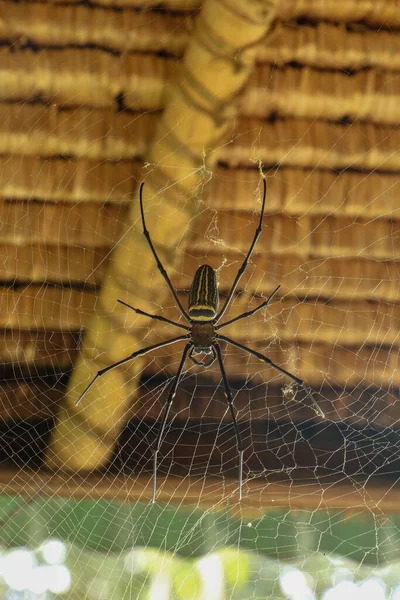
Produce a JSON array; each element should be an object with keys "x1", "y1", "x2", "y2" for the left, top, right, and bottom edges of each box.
[
  {"x1": 217, "y1": 334, "x2": 325, "y2": 419},
  {"x1": 213, "y1": 342, "x2": 244, "y2": 501},
  {"x1": 75, "y1": 335, "x2": 189, "y2": 407},
  {"x1": 152, "y1": 343, "x2": 192, "y2": 503}
]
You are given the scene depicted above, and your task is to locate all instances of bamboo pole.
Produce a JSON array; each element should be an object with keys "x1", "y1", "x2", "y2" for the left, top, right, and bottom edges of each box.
[{"x1": 46, "y1": 0, "x2": 278, "y2": 471}]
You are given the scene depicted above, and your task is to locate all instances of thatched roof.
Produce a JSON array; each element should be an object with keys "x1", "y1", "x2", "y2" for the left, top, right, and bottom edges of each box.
[{"x1": 1, "y1": 0, "x2": 400, "y2": 506}]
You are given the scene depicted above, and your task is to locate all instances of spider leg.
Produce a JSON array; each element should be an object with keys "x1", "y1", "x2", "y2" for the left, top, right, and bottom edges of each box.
[
  {"x1": 216, "y1": 285, "x2": 281, "y2": 331},
  {"x1": 153, "y1": 343, "x2": 192, "y2": 503},
  {"x1": 217, "y1": 334, "x2": 325, "y2": 419},
  {"x1": 215, "y1": 178, "x2": 267, "y2": 324},
  {"x1": 139, "y1": 182, "x2": 191, "y2": 323},
  {"x1": 117, "y1": 299, "x2": 190, "y2": 331},
  {"x1": 75, "y1": 334, "x2": 190, "y2": 406},
  {"x1": 213, "y1": 342, "x2": 244, "y2": 501}
]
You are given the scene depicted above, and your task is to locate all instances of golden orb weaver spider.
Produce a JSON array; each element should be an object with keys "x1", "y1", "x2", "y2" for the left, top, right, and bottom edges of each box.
[{"x1": 76, "y1": 180, "x2": 324, "y2": 502}]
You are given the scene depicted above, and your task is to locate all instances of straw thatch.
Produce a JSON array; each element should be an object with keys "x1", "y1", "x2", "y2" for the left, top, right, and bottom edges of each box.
[
  {"x1": 26, "y1": 0, "x2": 400, "y2": 28},
  {"x1": 45, "y1": 0, "x2": 278, "y2": 471},
  {"x1": 1, "y1": 0, "x2": 400, "y2": 487}
]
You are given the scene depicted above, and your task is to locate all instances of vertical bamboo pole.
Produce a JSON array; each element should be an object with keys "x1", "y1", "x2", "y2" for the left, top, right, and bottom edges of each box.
[{"x1": 46, "y1": 0, "x2": 278, "y2": 471}]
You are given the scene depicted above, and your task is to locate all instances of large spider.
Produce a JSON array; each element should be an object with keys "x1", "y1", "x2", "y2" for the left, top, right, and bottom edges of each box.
[{"x1": 76, "y1": 180, "x2": 324, "y2": 502}]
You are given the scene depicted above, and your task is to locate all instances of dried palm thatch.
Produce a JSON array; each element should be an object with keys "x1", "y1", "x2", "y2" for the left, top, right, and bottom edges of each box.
[
  {"x1": 0, "y1": 0, "x2": 399, "y2": 485},
  {"x1": 45, "y1": 0, "x2": 279, "y2": 471}
]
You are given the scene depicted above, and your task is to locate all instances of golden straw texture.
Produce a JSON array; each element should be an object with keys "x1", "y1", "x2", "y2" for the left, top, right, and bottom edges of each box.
[
  {"x1": 0, "y1": 0, "x2": 399, "y2": 462},
  {"x1": 47, "y1": 0, "x2": 279, "y2": 471}
]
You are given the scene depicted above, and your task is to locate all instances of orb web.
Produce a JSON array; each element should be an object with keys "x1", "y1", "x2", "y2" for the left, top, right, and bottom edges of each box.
[{"x1": 0, "y1": 1, "x2": 399, "y2": 598}]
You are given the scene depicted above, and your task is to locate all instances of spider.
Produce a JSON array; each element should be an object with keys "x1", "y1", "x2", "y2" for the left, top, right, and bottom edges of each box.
[{"x1": 76, "y1": 180, "x2": 324, "y2": 502}]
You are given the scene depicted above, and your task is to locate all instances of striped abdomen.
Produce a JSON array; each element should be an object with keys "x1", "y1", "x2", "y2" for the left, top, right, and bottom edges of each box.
[{"x1": 188, "y1": 264, "x2": 219, "y2": 322}]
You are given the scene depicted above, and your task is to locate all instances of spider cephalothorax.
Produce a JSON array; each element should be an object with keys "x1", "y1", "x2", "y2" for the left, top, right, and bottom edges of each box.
[
  {"x1": 77, "y1": 179, "x2": 324, "y2": 502},
  {"x1": 189, "y1": 319, "x2": 216, "y2": 367}
]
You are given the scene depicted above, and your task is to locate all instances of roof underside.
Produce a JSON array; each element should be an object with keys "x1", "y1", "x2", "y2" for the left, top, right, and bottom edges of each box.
[{"x1": 1, "y1": 0, "x2": 400, "y2": 497}]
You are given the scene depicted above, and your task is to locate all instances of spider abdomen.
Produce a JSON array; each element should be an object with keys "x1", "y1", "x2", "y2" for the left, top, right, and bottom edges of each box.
[{"x1": 188, "y1": 264, "x2": 219, "y2": 321}]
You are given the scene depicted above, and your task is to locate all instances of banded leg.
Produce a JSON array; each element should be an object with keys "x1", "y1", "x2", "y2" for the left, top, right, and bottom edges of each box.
[
  {"x1": 213, "y1": 343, "x2": 244, "y2": 501},
  {"x1": 139, "y1": 182, "x2": 190, "y2": 323},
  {"x1": 76, "y1": 335, "x2": 189, "y2": 406},
  {"x1": 215, "y1": 178, "x2": 267, "y2": 323},
  {"x1": 216, "y1": 285, "x2": 281, "y2": 331},
  {"x1": 217, "y1": 334, "x2": 325, "y2": 418},
  {"x1": 153, "y1": 343, "x2": 192, "y2": 503}
]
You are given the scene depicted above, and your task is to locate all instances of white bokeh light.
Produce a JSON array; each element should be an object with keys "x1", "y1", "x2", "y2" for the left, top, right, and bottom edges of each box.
[
  {"x1": 41, "y1": 539, "x2": 67, "y2": 565},
  {"x1": 322, "y1": 580, "x2": 361, "y2": 600},
  {"x1": 27, "y1": 566, "x2": 49, "y2": 595},
  {"x1": 3, "y1": 548, "x2": 36, "y2": 591},
  {"x1": 149, "y1": 573, "x2": 171, "y2": 600},
  {"x1": 1, "y1": 547, "x2": 71, "y2": 595},
  {"x1": 124, "y1": 549, "x2": 149, "y2": 575},
  {"x1": 392, "y1": 583, "x2": 400, "y2": 600},
  {"x1": 358, "y1": 577, "x2": 385, "y2": 600},
  {"x1": 0, "y1": 554, "x2": 6, "y2": 579},
  {"x1": 47, "y1": 565, "x2": 71, "y2": 594},
  {"x1": 280, "y1": 567, "x2": 311, "y2": 598},
  {"x1": 331, "y1": 567, "x2": 353, "y2": 586},
  {"x1": 197, "y1": 554, "x2": 224, "y2": 600}
]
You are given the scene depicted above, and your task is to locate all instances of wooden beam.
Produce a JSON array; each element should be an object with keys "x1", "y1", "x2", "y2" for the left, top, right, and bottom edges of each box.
[{"x1": 0, "y1": 469, "x2": 397, "y2": 517}]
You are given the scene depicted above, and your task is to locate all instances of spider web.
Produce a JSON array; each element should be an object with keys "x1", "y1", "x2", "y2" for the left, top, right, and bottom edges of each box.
[{"x1": 0, "y1": 1, "x2": 399, "y2": 599}]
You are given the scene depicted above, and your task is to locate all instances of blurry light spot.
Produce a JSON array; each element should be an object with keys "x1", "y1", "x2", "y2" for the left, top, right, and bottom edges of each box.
[
  {"x1": 392, "y1": 583, "x2": 400, "y2": 600},
  {"x1": 47, "y1": 565, "x2": 71, "y2": 594},
  {"x1": 3, "y1": 548, "x2": 36, "y2": 591},
  {"x1": 149, "y1": 573, "x2": 171, "y2": 600},
  {"x1": 27, "y1": 566, "x2": 48, "y2": 594},
  {"x1": 280, "y1": 567, "x2": 309, "y2": 597},
  {"x1": 291, "y1": 593, "x2": 315, "y2": 600},
  {"x1": 0, "y1": 555, "x2": 6, "y2": 579},
  {"x1": 331, "y1": 567, "x2": 353, "y2": 586},
  {"x1": 359, "y1": 577, "x2": 385, "y2": 600},
  {"x1": 124, "y1": 550, "x2": 148, "y2": 575},
  {"x1": 41, "y1": 539, "x2": 67, "y2": 565},
  {"x1": 197, "y1": 554, "x2": 224, "y2": 600},
  {"x1": 322, "y1": 581, "x2": 361, "y2": 600},
  {"x1": 329, "y1": 558, "x2": 345, "y2": 566}
]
